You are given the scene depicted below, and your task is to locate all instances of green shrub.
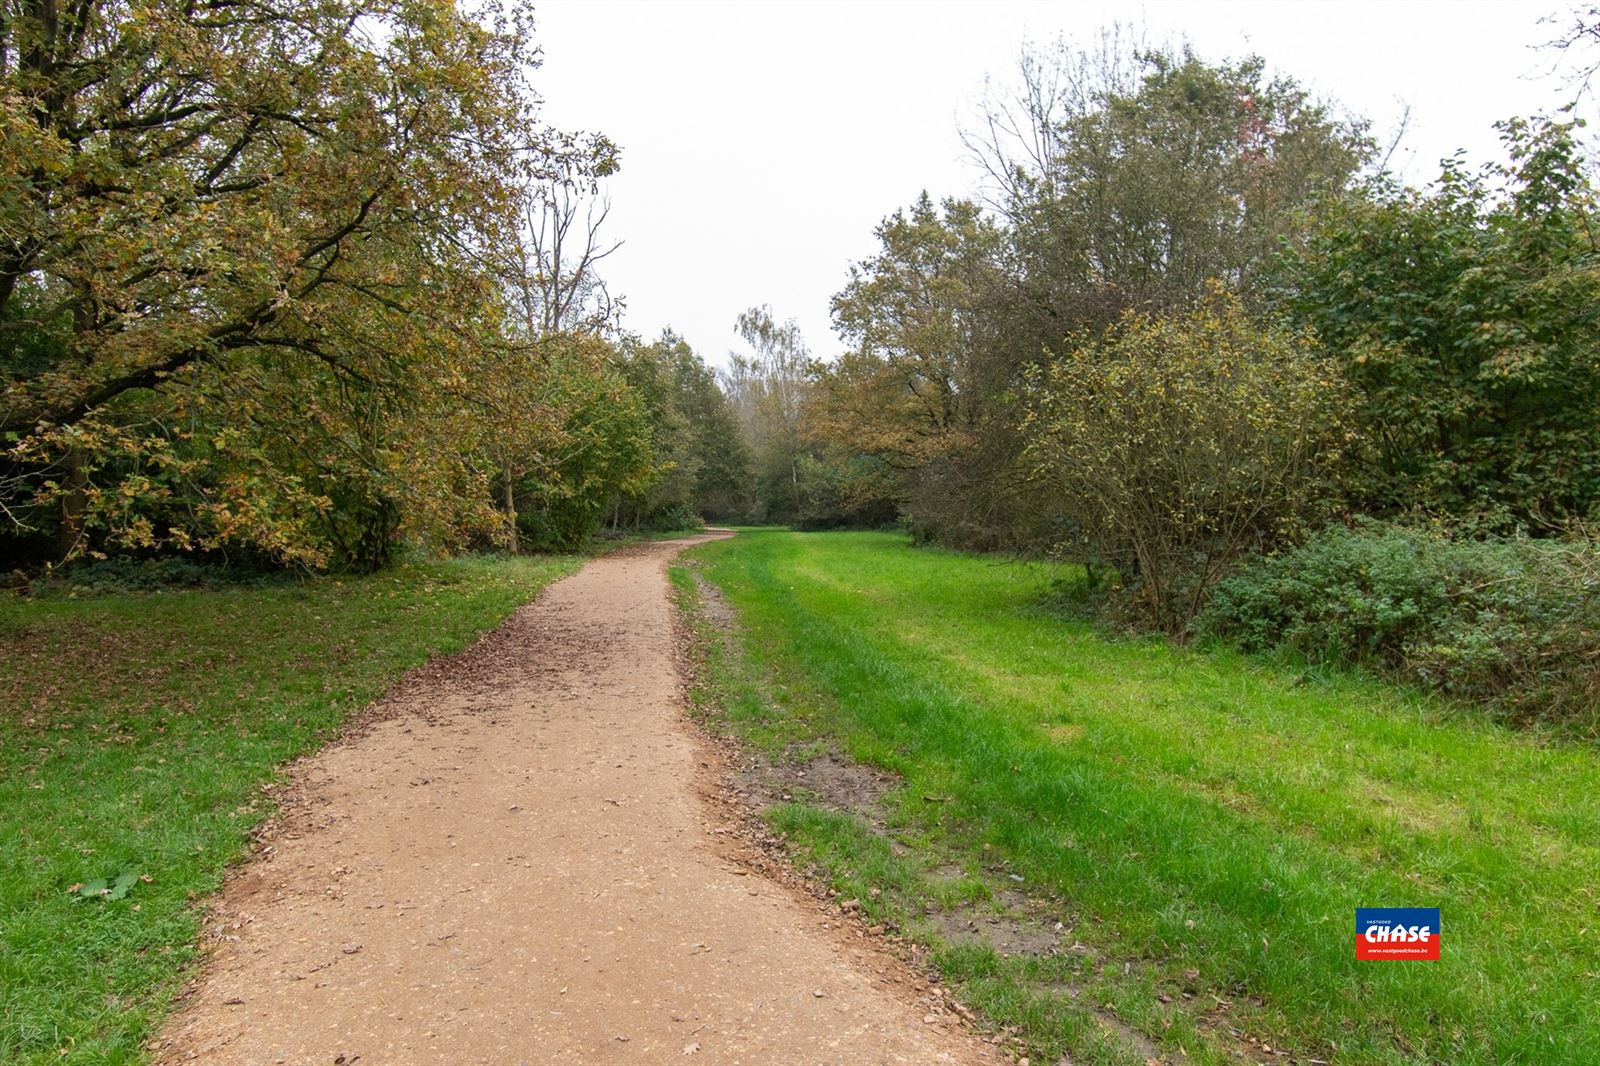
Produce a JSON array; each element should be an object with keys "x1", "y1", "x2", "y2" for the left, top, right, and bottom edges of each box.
[
  {"x1": 645, "y1": 502, "x2": 705, "y2": 533},
  {"x1": 1271, "y1": 116, "x2": 1600, "y2": 526},
  {"x1": 38, "y1": 555, "x2": 294, "y2": 596},
  {"x1": 1021, "y1": 292, "x2": 1353, "y2": 633},
  {"x1": 1202, "y1": 520, "x2": 1600, "y2": 731},
  {"x1": 615, "y1": 501, "x2": 704, "y2": 535},
  {"x1": 794, "y1": 448, "x2": 899, "y2": 531}
]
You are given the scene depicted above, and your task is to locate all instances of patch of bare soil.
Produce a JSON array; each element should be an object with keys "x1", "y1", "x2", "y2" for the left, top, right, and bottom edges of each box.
[
  {"x1": 732, "y1": 750, "x2": 899, "y2": 823},
  {"x1": 688, "y1": 569, "x2": 739, "y2": 631},
  {"x1": 923, "y1": 892, "x2": 1064, "y2": 959},
  {"x1": 155, "y1": 533, "x2": 1001, "y2": 1065}
]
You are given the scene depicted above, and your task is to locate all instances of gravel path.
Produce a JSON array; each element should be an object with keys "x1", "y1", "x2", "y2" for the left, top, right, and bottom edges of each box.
[{"x1": 156, "y1": 533, "x2": 998, "y2": 1065}]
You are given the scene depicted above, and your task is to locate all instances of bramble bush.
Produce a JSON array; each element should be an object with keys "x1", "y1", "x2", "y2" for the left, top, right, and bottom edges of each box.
[{"x1": 1201, "y1": 520, "x2": 1600, "y2": 732}]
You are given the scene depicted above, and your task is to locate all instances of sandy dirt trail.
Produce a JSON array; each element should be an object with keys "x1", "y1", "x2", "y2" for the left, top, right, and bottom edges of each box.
[{"x1": 157, "y1": 533, "x2": 997, "y2": 1065}]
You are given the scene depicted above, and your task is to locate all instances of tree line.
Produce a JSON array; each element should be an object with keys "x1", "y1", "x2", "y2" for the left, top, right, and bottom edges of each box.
[
  {"x1": 0, "y1": 0, "x2": 747, "y2": 573},
  {"x1": 720, "y1": 32, "x2": 1599, "y2": 724},
  {"x1": 732, "y1": 35, "x2": 1598, "y2": 562}
]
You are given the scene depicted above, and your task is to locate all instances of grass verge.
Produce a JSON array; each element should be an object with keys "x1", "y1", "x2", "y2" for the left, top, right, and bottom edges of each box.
[
  {"x1": 675, "y1": 529, "x2": 1600, "y2": 1066},
  {"x1": 0, "y1": 553, "x2": 581, "y2": 1064}
]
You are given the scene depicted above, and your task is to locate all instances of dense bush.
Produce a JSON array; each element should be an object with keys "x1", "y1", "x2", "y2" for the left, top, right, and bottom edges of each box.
[
  {"x1": 1022, "y1": 294, "x2": 1353, "y2": 633},
  {"x1": 791, "y1": 448, "x2": 899, "y2": 530},
  {"x1": 1272, "y1": 116, "x2": 1600, "y2": 526},
  {"x1": 35, "y1": 555, "x2": 294, "y2": 596},
  {"x1": 1202, "y1": 521, "x2": 1600, "y2": 730}
]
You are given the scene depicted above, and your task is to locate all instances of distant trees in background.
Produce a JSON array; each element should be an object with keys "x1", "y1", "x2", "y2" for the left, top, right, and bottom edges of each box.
[
  {"x1": 819, "y1": 195, "x2": 1011, "y2": 542},
  {"x1": 612, "y1": 331, "x2": 750, "y2": 530},
  {"x1": 722, "y1": 306, "x2": 810, "y2": 523}
]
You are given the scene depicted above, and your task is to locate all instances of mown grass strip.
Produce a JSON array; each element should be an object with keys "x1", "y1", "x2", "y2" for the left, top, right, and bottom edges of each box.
[
  {"x1": 681, "y1": 529, "x2": 1600, "y2": 1066},
  {"x1": 0, "y1": 553, "x2": 581, "y2": 1064}
]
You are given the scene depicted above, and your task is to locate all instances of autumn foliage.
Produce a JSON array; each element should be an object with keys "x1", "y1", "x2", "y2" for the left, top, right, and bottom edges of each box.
[
  {"x1": 0, "y1": 0, "x2": 744, "y2": 571},
  {"x1": 1022, "y1": 294, "x2": 1352, "y2": 631}
]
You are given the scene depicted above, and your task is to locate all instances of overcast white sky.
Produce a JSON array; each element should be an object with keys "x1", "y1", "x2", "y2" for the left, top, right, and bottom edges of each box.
[{"x1": 529, "y1": 0, "x2": 1591, "y2": 367}]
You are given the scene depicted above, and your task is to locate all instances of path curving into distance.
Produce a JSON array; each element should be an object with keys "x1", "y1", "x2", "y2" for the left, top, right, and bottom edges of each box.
[{"x1": 157, "y1": 532, "x2": 997, "y2": 1065}]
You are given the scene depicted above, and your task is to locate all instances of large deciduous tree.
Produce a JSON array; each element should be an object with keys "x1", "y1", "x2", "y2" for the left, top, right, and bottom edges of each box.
[
  {"x1": 0, "y1": 0, "x2": 601, "y2": 567},
  {"x1": 820, "y1": 193, "x2": 1014, "y2": 543},
  {"x1": 826, "y1": 194, "x2": 1005, "y2": 468},
  {"x1": 970, "y1": 38, "x2": 1371, "y2": 340}
]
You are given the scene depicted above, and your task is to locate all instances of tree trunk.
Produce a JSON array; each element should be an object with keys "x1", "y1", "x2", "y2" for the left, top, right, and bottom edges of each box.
[
  {"x1": 502, "y1": 467, "x2": 519, "y2": 555},
  {"x1": 57, "y1": 445, "x2": 86, "y2": 561}
]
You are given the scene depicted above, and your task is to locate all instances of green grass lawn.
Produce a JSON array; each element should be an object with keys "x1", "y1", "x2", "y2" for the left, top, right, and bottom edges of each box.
[
  {"x1": 680, "y1": 529, "x2": 1600, "y2": 1066},
  {"x1": 0, "y1": 554, "x2": 580, "y2": 1064}
]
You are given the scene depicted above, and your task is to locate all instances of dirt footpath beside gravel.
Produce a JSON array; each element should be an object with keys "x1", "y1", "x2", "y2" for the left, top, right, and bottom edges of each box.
[{"x1": 156, "y1": 533, "x2": 998, "y2": 1065}]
